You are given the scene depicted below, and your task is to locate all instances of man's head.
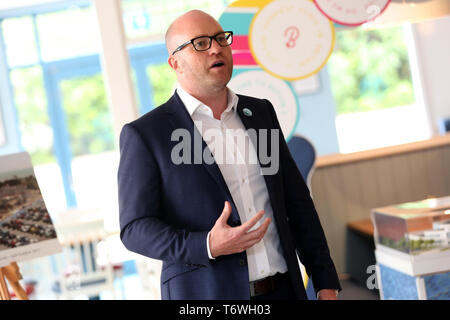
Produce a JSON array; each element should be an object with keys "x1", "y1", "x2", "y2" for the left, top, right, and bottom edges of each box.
[{"x1": 165, "y1": 10, "x2": 233, "y2": 97}]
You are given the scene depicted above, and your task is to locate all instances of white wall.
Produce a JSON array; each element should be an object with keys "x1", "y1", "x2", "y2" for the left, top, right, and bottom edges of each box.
[{"x1": 413, "y1": 15, "x2": 450, "y2": 134}]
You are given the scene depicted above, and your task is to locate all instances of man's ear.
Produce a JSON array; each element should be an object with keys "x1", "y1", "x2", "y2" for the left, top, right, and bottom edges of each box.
[{"x1": 168, "y1": 56, "x2": 179, "y2": 72}]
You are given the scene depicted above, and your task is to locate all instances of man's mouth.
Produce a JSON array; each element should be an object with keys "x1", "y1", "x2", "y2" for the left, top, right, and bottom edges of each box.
[{"x1": 211, "y1": 61, "x2": 225, "y2": 69}]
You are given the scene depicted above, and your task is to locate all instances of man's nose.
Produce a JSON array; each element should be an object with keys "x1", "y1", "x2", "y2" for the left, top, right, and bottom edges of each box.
[{"x1": 208, "y1": 39, "x2": 223, "y2": 54}]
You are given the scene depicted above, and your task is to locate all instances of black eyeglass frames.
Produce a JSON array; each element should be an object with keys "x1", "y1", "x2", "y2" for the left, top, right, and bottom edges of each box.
[{"x1": 172, "y1": 31, "x2": 233, "y2": 55}]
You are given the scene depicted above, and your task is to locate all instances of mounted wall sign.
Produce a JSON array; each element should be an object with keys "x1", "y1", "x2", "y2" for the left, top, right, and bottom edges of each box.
[
  {"x1": 314, "y1": 0, "x2": 391, "y2": 26},
  {"x1": 249, "y1": 0, "x2": 335, "y2": 80}
]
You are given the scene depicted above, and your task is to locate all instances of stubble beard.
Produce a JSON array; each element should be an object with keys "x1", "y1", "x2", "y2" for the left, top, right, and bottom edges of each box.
[
  {"x1": 180, "y1": 57, "x2": 233, "y2": 97},
  {"x1": 206, "y1": 63, "x2": 233, "y2": 93}
]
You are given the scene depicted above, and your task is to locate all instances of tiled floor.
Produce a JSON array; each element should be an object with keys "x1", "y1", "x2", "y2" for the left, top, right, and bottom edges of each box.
[
  {"x1": 338, "y1": 278, "x2": 380, "y2": 300},
  {"x1": 99, "y1": 274, "x2": 158, "y2": 300},
  {"x1": 108, "y1": 274, "x2": 380, "y2": 300},
  {"x1": 20, "y1": 269, "x2": 158, "y2": 300},
  {"x1": 26, "y1": 270, "x2": 379, "y2": 300}
]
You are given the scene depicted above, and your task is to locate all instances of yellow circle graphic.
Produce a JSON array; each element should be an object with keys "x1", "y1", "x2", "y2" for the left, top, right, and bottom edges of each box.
[{"x1": 249, "y1": 0, "x2": 335, "y2": 81}]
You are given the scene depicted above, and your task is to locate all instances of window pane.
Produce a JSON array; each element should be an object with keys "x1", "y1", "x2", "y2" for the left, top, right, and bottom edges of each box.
[
  {"x1": 10, "y1": 67, "x2": 53, "y2": 164},
  {"x1": 2, "y1": 16, "x2": 39, "y2": 67},
  {"x1": 130, "y1": 69, "x2": 142, "y2": 112},
  {"x1": 59, "y1": 74, "x2": 114, "y2": 157},
  {"x1": 147, "y1": 63, "x2": 176, "y2": 107},
  {"x1": 10, "y1": 66, "x2": 66, "y2": 214},
  {"x1": 328, "y1": 25, "x2": 431, "y2": 153},
  {"x1": 122, "y1": 0, "x2": 233, "y2": 40},
  {"x1": 59, "y1": 74, "x2": 117, "y2": 211},
  {"x1": 37, "y1": 6, "x2": 100, "y2": 61},
  {"x1": 328, "y1": 25, "x2": 415, "y2": 115}
]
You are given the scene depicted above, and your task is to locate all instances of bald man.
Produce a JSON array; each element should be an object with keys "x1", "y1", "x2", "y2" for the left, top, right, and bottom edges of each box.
[{"x1": 118, "y1": 10, "x2": 341, "y2": 300}]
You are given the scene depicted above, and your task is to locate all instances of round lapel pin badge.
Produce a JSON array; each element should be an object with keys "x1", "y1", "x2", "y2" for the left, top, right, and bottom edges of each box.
[{"x1": 243, "y1": 108, "x2": 252, "y2": 117}]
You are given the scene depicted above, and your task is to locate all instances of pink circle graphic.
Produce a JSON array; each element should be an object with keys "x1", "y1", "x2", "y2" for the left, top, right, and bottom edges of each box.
[{"x1": 313, "y1": 0, "x2": 391, "y2": 26}]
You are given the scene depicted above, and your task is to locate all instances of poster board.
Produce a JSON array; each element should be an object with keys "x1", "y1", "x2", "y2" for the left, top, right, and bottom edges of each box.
[{"x1": 0, "y1": 152, "x2": 61, "y2": 267}]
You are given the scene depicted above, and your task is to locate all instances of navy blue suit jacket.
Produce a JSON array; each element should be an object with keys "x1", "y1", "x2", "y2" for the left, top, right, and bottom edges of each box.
[{"x1": 118, "y1": 91, "x2": 341, "y2": 299}]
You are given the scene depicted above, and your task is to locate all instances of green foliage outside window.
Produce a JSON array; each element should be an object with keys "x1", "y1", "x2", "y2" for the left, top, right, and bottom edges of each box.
[
  {"x1": 11, "y1": 67, "x2": 55, "y2": 165},
  {"x1": 328, "y1": 26, "x2": 415, "y2": 115},
  {"x1": 60, "y1": 75, "x2": 115, "y2": 157},
  {"x1": 147, "y1": 64, "x2": 177, "y2": 107},
  {"x1": 11, "y1": 69, "x2": 115, "y2": 164}
]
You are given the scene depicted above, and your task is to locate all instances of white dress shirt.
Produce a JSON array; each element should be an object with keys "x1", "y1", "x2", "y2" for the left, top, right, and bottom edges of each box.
[{"x1": 176, "y1": 86, "x2": 288, "y2": 282}]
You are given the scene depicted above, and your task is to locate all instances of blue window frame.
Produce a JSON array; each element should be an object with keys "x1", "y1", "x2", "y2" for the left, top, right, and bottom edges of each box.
[{"x1": 0, "y1": 2, "x2": 170, "y2": 210}]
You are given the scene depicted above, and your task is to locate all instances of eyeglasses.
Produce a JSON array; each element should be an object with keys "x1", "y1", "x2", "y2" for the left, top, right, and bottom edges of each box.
[{"x1": 172, "y1": 31, "x2": 233, "y2": 55}]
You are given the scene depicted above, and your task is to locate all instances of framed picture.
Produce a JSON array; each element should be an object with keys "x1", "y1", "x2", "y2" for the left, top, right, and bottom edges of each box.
[{"x1": 0, "y1": 152, "x2": 61, "y2": 267}]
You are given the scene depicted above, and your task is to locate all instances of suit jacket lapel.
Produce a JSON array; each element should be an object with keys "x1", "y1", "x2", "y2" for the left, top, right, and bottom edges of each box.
[
  {"x1": 236, "y1": 95, "x2": 274, "y2": 175},
  {"x1": 165, "y1": 92, "x2": 240, "y2": 220},
  {"x1": 236, "y1": 95, "x2": 282, "y2": 220}
]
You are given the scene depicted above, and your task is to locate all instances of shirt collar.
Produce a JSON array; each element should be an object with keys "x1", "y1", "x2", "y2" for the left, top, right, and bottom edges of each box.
[{"x1": 176, "y1": 85, "x2": 239, "y2": 117}]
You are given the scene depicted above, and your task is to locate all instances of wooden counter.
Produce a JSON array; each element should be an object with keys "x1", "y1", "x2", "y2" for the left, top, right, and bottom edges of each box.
[{"x1": 316, "y1": 134, "x2": 450, "y2": 168}]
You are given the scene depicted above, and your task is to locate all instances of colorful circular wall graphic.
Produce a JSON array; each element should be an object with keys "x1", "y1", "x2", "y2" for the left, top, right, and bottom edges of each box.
[
  {"x1": 313, "y1": 0, "x2": 391, "y2": 26},
  {"x1": 228, "y1": 70, "x2": 299, "y2": 140},
  {"x1": 219, "y1": 0, "x2": 300, "y2": 141},
  {"x1": 249, "y1": 0, "x2": 335, "y2": 81}
]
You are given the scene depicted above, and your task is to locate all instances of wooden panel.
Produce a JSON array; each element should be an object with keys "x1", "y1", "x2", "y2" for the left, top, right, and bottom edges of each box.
[
  {"x1": 320, "y1": 166, "x2": 346, "y2": 270},
  {"x1": 316, "y1": 134, "x2": 450, "y2": 168},
  {"x1": 338, "y1": 162, "x2": 365, "y2": 222},
  {"x1": 424, "y1": 147, "x2": 448, "y2": 198},
  {"x1": 372, "y1": 156, "x2": 399, "y2": 207},
  {"x1": 389, "y1": 153, "x2": 416, "y2": 204},
  {"x1": 354, "y1": 161, "x2": 381, "y2": 216},
  {"x1": 312, "y1": 167, "x2": 346, "y2": 273},
  {"x1": 440, "y1": 146, "x2": 450, "y2": 194},
  {"x1": 406, "y1": 150, "x2": 433, "y2": 200},
  {"x1": 311, "y1": 170, "x2": 332, "y2": 246}
]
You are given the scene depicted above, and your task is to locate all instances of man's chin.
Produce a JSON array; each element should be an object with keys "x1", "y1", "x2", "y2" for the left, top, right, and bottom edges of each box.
[{"x1": 206, "y1": 77, "x2": 231, "y2": 91}]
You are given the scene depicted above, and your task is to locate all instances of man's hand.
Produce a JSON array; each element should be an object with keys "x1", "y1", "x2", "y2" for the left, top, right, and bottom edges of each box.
[
  {"x1": 209, "y1": 201, "x2": 271, "y2": 258},
  {"x1": 317, "y1": 289, "x2": 338, "y2": 300}
]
